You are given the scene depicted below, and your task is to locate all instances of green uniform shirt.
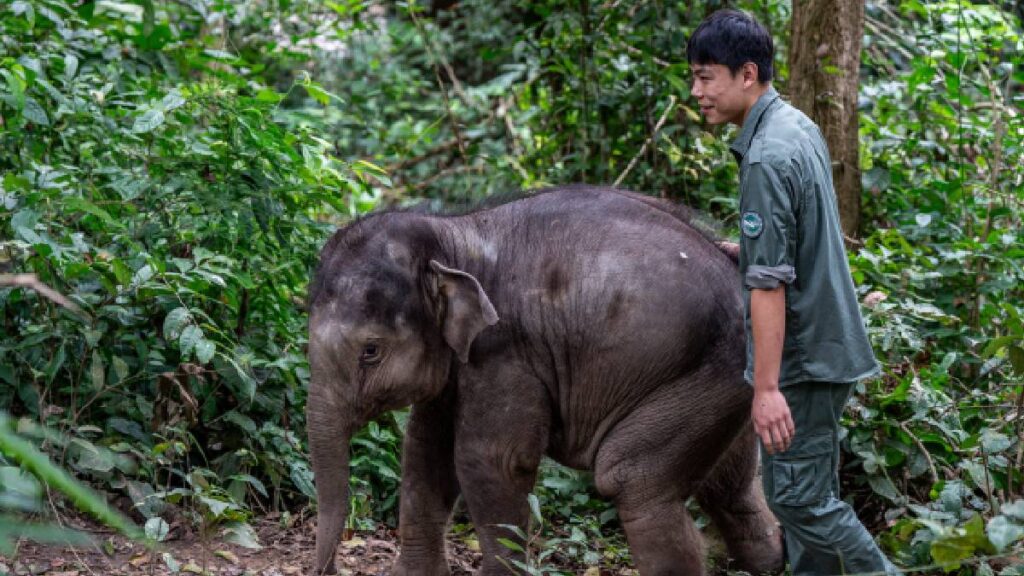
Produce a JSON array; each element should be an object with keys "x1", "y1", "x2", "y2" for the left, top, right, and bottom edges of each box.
[{"x1": 731, "y1": 87, "x2": 879, "y2": 386}]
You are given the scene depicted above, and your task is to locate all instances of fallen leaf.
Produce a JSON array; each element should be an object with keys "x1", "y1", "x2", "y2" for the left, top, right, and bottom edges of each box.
[
  {"x1": 128, "y1": 553, "x2": 151, "y2": 567},
  {"x1": 340, "y1": 536, "x2": 365, "y2": 549},
  {"x1": 214, "y1": 550, "x2": 240, "y2": 564}
]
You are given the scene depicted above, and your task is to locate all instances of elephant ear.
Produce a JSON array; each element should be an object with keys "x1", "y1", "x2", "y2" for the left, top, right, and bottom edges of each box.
[{"x1": 429, "y1": 260, "x2": 499, "y2": 363}]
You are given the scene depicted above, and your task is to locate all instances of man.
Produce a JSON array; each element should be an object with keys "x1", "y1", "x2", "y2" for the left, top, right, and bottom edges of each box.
[{"x1": 687, "y1": 9, "x2": 898, "y2": 576}]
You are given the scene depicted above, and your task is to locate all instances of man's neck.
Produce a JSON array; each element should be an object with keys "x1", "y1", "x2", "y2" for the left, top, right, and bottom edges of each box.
[{"x1": 737, "y1": 83, "x2": 772, "y2": 127}]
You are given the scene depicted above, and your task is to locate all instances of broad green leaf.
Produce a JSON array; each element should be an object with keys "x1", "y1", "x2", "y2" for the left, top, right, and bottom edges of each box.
[
  {"x1": 144, "y1": 517, "x2": 169, "y2": 542},
  {"x1": 0, "y1": 465, "x2": 43, "y2": 501},
  {"x1": 163, "y1": 307, "x2": 191, "y2": 341},
  {"x1": 197, "y1": 495, "x2": 232, "y2": 518},
  {"x1": 202, "y1": 49, "x2": 237, "y2": 61},
  {"x1": 289, "y1": 461, "x2": 316, "y2": 500},
  {"x1": 111, "y1": 354, "x2": 129, "y2": 381},
  {"x1": 979, "y1": 429, "x2": 1011, "y2": 454},
  {"x1": 195, "y1": 339, "x2": 215, "y2": 364},
  {"x1": 22, "y1": 97, "x2": 49, "y2": 126},
  {"x1": 230, "y1": 474, "x2": 268, "y2": 498},
  {"x1": 89, "y1": 351, "x2": 105, "y2": 390},
  {"x1": 179, "y1": 325, "x2": 203, "y2": 358},
  {"x1": 132, "y1": 108, "x2": 165, "y2": 133},
  {"x1": 495, "y1": 537, "x2": 524, "y2": 553},
  {"x1": 63, "y1": 197, "x2": 122, "y2": 228},
  {"x1": 11, "y1": 1, "x2": 35, "y2": 29},
  {"x1": 867, "y1": 475, "x2": 902, "y2": 503},
  {"x1": 64, "y1": 54, "x2": 79, "y2": 83},
  {"x1": 255, "y1": 89, "x2": 282, "y2": 103},
  {"x1": 127, "y1": 480, "x2": 163, "y2": 518},
  {"x1": 160, "y1": 91, "x2": 186, "y2": 112},
  {"x1": 986, "y1": 515, "x2": 1024, "y2": 552},
  {"x1": 221, "y1": 521, "x2": 261, "y2": 550},
  {"x1": 982, "y1": 335, "x2": 1020, "y2": 358},
  {"x1": 527, "y1": 493, "x2": 542, "y2": 525},
  {"x1": 161, "y1": 553, "x2": 180, "y2": 572},
  {"x1": 1002, "y1": 500, "x2": 1024, "y2": 522},
  {"x1": 931, "y1": 515, "x2": 995, "y2": 569}
]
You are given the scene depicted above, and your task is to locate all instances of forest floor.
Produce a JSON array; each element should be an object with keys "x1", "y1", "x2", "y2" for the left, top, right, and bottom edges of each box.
[
  {"x1": 0, "y1": 513, "x2": 479, "y2": 576},
  {"x1": 0, "y1": 512, "x2": 643, "y2": 576}
]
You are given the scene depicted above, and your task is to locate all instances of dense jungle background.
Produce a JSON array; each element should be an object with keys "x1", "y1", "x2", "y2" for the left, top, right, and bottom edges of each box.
[{"x1": 1, "y1": 0, "x2": 1023, "y2": 574}]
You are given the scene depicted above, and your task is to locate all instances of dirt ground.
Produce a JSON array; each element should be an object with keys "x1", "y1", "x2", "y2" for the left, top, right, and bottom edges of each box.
[
  {"x1": 0, "y1": 514, "x2": 483, "y2": 576},
  {"x1": 0, "y1": 511, "x2": 649, "y2": 576}
]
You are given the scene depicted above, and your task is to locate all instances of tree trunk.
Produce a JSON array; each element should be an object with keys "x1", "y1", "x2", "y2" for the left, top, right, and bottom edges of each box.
[{"x1": 788, "y1": 0, "x2": 864, "y2": 239}]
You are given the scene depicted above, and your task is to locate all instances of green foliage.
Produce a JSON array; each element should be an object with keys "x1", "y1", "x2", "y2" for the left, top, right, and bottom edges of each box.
[
  {"x1": 0, "y1": 411, "x2": 136, "y2": 553},
  {"x1": 1, "y1": 0, "x2": 1022, "y2": 573},
  {"x1": 849, "y1": 1, "x2": 1024, "y2": 570},
  {"x1": 0, "y1": 0, "x2": 373, "y2": 535}
]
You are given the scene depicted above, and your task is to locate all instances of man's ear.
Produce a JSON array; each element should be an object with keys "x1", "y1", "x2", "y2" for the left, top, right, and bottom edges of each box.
[
  {"x1": 428, "y1": 260, "x2": 499, "y2": 363},
  {"x1": 742, "y1": 62, "x2": 759, "y2": 88}
]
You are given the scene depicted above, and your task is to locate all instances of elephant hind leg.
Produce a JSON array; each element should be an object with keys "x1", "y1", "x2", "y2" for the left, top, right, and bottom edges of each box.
[
  {"x1": 593, "y1": 417, "x2": 707, "y2": 574},
  {"x1": 611, "y1": 493, "x2": 706, "y2": 576},
  {"x1": 695, "y1": 424, "x2": 784, "y2": 575}
]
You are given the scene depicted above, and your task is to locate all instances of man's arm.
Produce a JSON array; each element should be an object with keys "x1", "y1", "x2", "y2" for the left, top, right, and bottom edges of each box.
[{"x1": 750, "y1": 286, "x2": 795, "y2": 454}]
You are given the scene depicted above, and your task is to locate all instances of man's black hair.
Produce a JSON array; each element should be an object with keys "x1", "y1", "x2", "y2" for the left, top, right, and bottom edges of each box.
[{"x1": 686, "y1": 9, "x2": 774, "y2": 83}]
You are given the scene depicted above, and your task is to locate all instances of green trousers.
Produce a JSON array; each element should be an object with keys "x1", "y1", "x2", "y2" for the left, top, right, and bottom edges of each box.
[{"x1": 761, "y1": 382, "x2": 898, "y2": 576}]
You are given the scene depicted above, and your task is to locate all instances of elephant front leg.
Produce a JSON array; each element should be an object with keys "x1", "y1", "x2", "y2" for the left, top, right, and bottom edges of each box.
[
  {"x1": 393, "y1": 397, "x2": 460, "y2": 576},
  {"x1": 453, "y1": 377, "x2": 550, "y2": 575},
  {"x1": 454, "y1": 437, "x2": 544, "y2": 575}
]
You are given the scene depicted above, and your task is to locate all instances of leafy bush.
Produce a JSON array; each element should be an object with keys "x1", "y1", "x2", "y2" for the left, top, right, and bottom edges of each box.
[
  {"x1": 848, "y1": 1, "x2": 1024, "y2": 570},
  {"x1": 0, "y1": 0, "x2": 377, "y2": 535}
]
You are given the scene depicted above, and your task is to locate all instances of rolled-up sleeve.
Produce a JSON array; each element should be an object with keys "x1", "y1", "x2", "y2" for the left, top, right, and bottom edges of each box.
[{"x1": 740, "y1": 161, "x2": 798, "y2": 290}]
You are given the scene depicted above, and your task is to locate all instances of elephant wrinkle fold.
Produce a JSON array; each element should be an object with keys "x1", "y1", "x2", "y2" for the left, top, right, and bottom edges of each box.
[{"x1": 306, "y1": 185, "x2": 783, "y2": 575}]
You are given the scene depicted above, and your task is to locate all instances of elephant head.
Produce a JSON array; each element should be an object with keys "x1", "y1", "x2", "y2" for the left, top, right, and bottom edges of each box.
[{"x1": 305, "y1": 213, "x2": 497, "y2": 574}]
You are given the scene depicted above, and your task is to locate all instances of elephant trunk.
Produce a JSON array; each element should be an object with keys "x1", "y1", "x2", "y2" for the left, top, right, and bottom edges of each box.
[{"x1": 308, "y1": 404, "x2": 353, "y2": 575}]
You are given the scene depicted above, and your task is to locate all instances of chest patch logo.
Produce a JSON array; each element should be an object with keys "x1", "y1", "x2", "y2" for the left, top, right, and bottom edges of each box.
[{"x1": 741, "y1": 211, "x2": 764, "y2": 239}]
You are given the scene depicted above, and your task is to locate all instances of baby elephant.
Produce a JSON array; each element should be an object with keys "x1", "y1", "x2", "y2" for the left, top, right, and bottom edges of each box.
[{"x1": 307, "y1": 186, "x2": 783, "y2": 575}]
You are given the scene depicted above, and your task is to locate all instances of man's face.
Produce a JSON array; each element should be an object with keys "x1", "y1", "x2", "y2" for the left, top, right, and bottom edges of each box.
[{"x1": 689, "y1": 63, "x2": 751, "y2": 126}]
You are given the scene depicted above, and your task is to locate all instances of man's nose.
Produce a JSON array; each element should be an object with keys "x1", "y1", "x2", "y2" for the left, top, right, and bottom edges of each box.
[{"x1": 690, "y1": 82, "x2": 701, "y2": 99}]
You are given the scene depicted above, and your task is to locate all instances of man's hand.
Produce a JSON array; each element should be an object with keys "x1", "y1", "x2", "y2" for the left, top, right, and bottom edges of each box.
[
  {"x1": 716, "y1": 241, "x2": 740, "y2": 261},
  {"x1": 753, "y1": 388, "x2": 795, "y2": 454},
  {"x1": 750, "y1": 286, "x2": 792, "y2": 454}
]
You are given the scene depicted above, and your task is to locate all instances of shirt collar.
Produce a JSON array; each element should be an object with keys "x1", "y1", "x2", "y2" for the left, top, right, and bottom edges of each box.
[{"x1": 729, "y1": 86, "x2": 780, "y2": 162}]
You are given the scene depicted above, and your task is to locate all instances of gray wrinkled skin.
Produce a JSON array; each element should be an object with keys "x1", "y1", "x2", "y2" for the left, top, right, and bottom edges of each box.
[{"x1": 307, "y1": 186, "x2": 783, "y2": 576}]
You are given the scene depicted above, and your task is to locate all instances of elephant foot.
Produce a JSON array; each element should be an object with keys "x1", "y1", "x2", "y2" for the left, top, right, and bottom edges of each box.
[
  {"x1": 391, "y1": 556, "x2": 450, "y2": 576},
  {"x1": 728, "y1": 525, "x2": 785, "y2": 575},
  {"x1": 310, "y1": 560, "x2": 337, "y2": 576}
]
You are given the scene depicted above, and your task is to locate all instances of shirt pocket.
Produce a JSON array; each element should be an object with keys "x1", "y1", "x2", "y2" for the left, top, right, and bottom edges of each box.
[{"x1": 770, "y1": 431, "x2": 834, "y2": 507}]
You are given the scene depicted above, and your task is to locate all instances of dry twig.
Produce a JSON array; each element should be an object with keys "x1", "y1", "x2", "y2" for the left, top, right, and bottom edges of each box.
[
  {"x1": 0, "y1": 273, "x2": 88, "y2": 319},
  {"x1": 613, "y1": 95, "x2": 677, "y2": 187}
]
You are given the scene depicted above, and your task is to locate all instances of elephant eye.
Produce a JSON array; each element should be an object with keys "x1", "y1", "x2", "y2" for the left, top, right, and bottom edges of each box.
[{"x1": 359, "y1": 343, "x2": 382, "y2": 365}]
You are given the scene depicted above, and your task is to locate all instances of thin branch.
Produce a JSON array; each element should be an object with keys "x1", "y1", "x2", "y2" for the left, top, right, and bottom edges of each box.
[
  {"x1": 1013, "y1": 382, "x2": 1024, "y2": 499},
  {"x1": 404, "y1": 164, "x2": 477, "y2": 194},
  {"x1": 407, "y1": 6, "x2": 472, "y2": 165},
  {"x1": 900, "y1": 421, "x2": 940, "y2": 485},
  {"x1": 613, "y1": 95, "x2": 677, "y2": 187},
  {"x1": 619, "y1": 41, "x2": 671, "y2": 68},
  {"x1": 0, "y1": 273, "x2": 88, "y2": 319}
]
